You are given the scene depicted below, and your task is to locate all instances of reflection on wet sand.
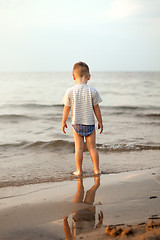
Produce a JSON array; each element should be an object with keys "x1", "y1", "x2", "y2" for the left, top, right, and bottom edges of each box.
[{"x1": 63, "y1": 176, "x2": 103, "y2": 239}]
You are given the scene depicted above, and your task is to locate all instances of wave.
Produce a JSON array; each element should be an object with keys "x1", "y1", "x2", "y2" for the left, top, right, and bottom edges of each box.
[
  {"x1": 2, "y1": 103, "x2": 160, "y2": 111},
  {"x1": 137, "y1": 113, "x2": 160, "y2": 118},
  {"x1": 102, "y1": 106, "x2": 160, "y2": 115},
  {"x1": 0, "y1": 140, "x2": 160, "y2": 152},
  {"x1": 0, "y1": 140, "x2": 74, "y2": 151},
  {"x1": 25, "y1": 140, "x2": 75, "y2": 150},
  {"x1": 101, "y1": 106, "x2": 160, "y2": 118},
  {"x1": 0, "y1": 141, "x2": 28, "y2": 148},
  {"x1": 1, "y1": 104, "x2": 160, "y2": 121},
  {"x1": 0, "y1": 114, "x2": 35, "y2": 121},
  {"x1": 102, "y1": 106, "x2": 147, "y2": 111},
  {"x1": 1, "y1": 111, "x2": 159, "y2": 122},
  {"x1": 1, "y1": 103, "x2": 64, "y2": 109},
  {"x1": 96, "y1": 143, "x2": 160, "y2": 152}
]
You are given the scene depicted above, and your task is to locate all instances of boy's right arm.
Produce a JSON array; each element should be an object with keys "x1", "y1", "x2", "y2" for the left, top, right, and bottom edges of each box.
[
  {"x1": 93, "y1": 104, "x2": 103, "y2": 134},
  {"x1": 62, "y1": 106, "x2": 71, "y2": 134}
]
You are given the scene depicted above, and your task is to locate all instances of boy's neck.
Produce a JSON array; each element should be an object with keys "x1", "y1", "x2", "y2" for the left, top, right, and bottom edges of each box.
[{"x1": 75, "y1": 77, "x2": 88, "y2": 85}]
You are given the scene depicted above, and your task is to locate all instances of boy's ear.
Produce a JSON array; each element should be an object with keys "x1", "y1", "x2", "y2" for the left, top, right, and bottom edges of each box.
[
  {"x1": 72, "y1": 73, "x2": 76, "y2": 80},
  {"x1": 88, "y1": 74, "x2": 91, "y2": 80}
]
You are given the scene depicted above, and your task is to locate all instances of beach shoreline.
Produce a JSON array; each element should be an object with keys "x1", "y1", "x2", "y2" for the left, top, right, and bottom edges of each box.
[{"x1": 0, "y1": 168, "x2": 160, "y2": 240}]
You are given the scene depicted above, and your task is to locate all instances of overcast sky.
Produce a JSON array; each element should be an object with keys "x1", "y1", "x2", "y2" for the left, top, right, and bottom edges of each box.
[{"x1": 0, "y1": 0, "x2": 160, "y2": 72}]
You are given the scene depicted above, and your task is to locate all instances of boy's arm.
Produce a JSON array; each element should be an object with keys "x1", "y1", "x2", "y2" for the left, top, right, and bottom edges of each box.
[
  {"x1": 93, "y1": 104, "x2": 103, "y2": 134},
  {"x1": 62, "y1": 106, "x2": 71, "y2": 134}
]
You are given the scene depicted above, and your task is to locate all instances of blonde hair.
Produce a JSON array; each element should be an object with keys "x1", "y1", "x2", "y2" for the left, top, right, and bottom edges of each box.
[{"x1": 73, "y1": 62, "x2": 90, "y2": 78}]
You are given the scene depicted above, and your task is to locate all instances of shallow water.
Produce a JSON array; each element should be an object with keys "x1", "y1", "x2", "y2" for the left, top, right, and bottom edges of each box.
[{"x1": 0, "y1": 72, "x2": 160, "y2": 187}]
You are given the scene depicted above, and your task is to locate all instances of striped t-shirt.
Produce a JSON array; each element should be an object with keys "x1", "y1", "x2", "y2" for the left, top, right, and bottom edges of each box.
[{"x1": 63, "y1": 84, "x2": 102, "y2": 125}]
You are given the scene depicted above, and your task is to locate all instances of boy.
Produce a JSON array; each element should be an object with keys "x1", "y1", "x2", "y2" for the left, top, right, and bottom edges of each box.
[{"x1": 62, "y1": 62, "x2": 103, "y2": 176}]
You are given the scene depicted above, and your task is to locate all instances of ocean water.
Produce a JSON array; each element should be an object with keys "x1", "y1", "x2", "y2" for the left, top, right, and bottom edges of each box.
[{"x1": 0, "y1": 72, "x2": 160, "y2": 187}]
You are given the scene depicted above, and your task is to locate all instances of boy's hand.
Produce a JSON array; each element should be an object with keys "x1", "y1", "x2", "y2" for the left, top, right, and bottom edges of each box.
[
  {"x1": 62, "y1": 122, "x2": 68, "y2": 134},
  {"x1": 98, "y1": 122, "x2": 103, "y2": 134},
  {"x1": 93, "y1": 104, "x2": 103, "y2": 134},
  {"x1": 62, "y1": 106, "x2": 70, "y2": 134}
]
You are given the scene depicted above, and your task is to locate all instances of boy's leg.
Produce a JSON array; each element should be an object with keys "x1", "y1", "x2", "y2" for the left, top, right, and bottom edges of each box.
[
  {"x1": 73, "y1": 178, "x2": 84, "y2": 203},
  {"x1": 86, "y1": 131, "x2": 100, "y2": 175},
  {"x1": 84, "y1": 176, "x2": 100, "y2": 204},
  {"x1": 72, "y1": 129, "x2": 84, "y2": 175}
]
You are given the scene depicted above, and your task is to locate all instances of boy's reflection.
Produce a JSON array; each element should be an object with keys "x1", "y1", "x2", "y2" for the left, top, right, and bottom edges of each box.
[{"x1": 63, "y1": 176, "x2": 103, "y2": 239}]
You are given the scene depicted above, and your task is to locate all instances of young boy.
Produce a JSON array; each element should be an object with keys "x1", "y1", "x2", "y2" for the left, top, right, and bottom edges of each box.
[{"x1": 62, "y1": 62, "x2": 103, "y2": 176}]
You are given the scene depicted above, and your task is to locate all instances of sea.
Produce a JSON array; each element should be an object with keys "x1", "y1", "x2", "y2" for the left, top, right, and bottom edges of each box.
[{"x1": 0, "y1": 72, "x2": 160, "y2": 187}]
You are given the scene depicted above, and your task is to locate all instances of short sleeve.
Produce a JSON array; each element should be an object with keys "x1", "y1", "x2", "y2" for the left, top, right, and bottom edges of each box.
[
  {"x1": 92, "y1": 88, "x2": 102, "y2": 106},
  {"x1": 62, "y1": 90, "x2": 71, "y2": 107}
]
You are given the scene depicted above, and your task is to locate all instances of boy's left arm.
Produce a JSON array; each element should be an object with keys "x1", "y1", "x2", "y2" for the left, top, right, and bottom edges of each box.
[
  {"x1": 93, "y1": 104, "x2": 103, "y2": 134},
  {"x1": 62, "y1": 106, "x2": 71, "y2": 134}
]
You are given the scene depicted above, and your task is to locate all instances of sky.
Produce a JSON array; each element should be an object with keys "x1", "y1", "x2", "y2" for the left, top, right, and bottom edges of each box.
[{"x1": 0, "y1": 0, "x2": 160, "y2": 72}]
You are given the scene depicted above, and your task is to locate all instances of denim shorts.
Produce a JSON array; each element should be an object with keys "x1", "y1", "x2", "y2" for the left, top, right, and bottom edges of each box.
[{"x1": 72, "y1": 124, "x2": 95, "y2": 137}]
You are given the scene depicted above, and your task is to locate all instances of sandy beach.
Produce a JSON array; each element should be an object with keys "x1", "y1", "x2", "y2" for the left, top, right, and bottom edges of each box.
[{"x1": 0, "y1": 168, "x2": 160, "y2": 240}]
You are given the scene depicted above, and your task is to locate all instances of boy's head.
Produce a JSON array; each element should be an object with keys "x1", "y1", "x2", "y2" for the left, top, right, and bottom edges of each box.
[{"x1": 73, "y1": 62, "x2": 90, "y2": 79}]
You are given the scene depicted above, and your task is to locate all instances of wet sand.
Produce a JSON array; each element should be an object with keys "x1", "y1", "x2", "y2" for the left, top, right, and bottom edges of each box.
[{"x1": 0, "y1": 168, "x2": 160, "y2": 240}]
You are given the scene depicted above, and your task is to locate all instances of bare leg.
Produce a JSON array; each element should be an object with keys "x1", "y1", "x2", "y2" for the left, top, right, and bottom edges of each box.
[
  {"x1": 84, "y1": 176, "x2": 100, "y2": 204},
  {"x1": 63, "y1": 217, "x2": 72, "y2": 239},
  {"x1": 86, "y1": 131, "x2": 100, "y2": 175},
  {"x1": 72, "y1": 128, "x2": 84, "y2": 176},
  {"x1": 73, "y1": 178, "x2": 84, "y2": 203}
]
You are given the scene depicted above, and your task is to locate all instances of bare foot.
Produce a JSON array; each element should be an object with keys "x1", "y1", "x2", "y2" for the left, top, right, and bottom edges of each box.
[{"x1": 73, "y1": 171, "x2": 82, "y2": 176}]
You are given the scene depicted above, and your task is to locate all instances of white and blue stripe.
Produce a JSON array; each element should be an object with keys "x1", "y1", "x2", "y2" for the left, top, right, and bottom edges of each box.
[{"x1": 63, "y1": 84, "x2": 102, "y2": 125}]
